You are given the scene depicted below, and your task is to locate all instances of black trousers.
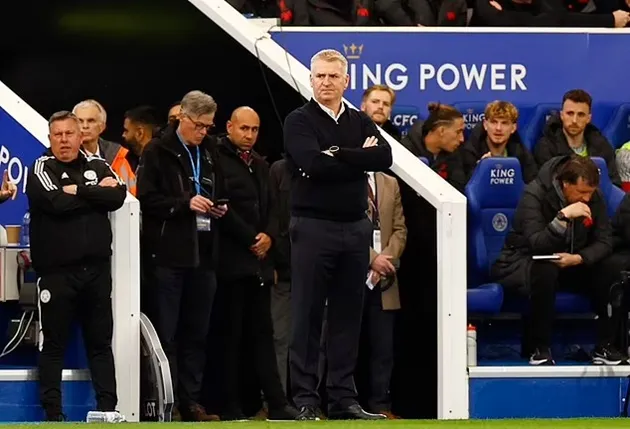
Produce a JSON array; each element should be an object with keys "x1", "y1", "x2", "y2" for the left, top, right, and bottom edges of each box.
[
  {"x1": 271, "y1": 280, "x2": 292, "y2": 395},
  {"x1": 289, "y1": 216, "x2": 372, "y2": 410},
  {"x1": 529, "y1": 254, "x2": 626, "y2": 349},
  {"x1": 152, "y1": 265, "x2": 217, "y2": 408},
  {"x1": 38, "y1": 262, "x2": 117, "y2": 414},
  {"x1": 361, "y1": 287, "x2": 396, "y2": 412},
  {"x1": 221, "y1": 276, "x2": 286, "y2": 412}
]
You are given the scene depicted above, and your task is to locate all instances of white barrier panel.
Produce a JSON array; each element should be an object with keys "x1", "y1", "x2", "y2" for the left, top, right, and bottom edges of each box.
[
  {"x1": 110, "y1": 194, "x2": 141, "y2": 422},
  {"x1": 187, "y1": 0, "x2": 468, "y2": 419},
  {"x1": 0, "y1": 80, "x2": 141, "y2": 421}
]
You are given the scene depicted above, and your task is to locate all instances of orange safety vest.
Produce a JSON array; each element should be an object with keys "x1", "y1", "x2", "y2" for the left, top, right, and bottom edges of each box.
[{"x1": 110, "y1": 147, "x2": 137, "y2": 196}]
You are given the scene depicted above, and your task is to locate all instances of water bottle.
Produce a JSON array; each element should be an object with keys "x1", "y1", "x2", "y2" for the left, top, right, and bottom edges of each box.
[
  {"x1": 467, "y1": 324, "x2": 477, "y2": 367},
  {"x1": 86, "y1": 411, "x2": 126, "y2": 423},
  {"x1": 20, "y1": 211, "x2": 30, "y2": 247}
]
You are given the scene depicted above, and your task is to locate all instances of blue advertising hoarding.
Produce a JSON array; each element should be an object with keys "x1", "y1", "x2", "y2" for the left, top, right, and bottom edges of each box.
[
  {"x1": 0, "y1": 105, "x2": 46, "y2": 225},
  {"x1": 270, "y1": 30, "x2": 630, "y2": 136}
]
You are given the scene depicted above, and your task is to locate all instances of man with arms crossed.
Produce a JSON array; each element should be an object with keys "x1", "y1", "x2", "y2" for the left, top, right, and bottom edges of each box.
[
  {"x1": 283, "y1": 48, "x2": 392, "y2": 420},
  {"x1": 27, "y1": 111, "x2": 126, "y2": 421}
]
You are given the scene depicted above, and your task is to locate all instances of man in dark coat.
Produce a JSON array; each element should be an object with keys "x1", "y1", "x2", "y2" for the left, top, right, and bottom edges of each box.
[{"x1": 492, "y1": 155, "x2": 627, "y2": 366}]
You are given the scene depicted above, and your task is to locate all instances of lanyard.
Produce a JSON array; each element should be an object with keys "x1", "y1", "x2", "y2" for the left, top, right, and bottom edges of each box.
[{"x1": 181, "y1": 141, "x2": 201, "y2": 195}]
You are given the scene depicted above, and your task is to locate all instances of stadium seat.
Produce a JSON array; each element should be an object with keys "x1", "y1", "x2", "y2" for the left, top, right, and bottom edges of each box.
[
  {"x1": 591, "y1": 102, "x2": 618, "y2": 131},
  {"x1": 591, "y1": 157, "x2": 625, "y2": 217},
  {"x1": 602, "y1": 103, "x2": 630, "y2": 149},
  {"x1": 466, "y1": 157, "x2": 525, "y2": 313},
  {"x1": 514, "y1": 104, "x2": 535, "y2": 137},
  {"x1": 454, "y1": 101, "x2": 487, "y2": 140},
  {"x1": 522, "y1": 103, "x2": 562, "y2": 152}
]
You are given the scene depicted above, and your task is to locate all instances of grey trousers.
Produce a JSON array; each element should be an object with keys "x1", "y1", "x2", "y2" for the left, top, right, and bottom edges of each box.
[{"x1": 271, "y1": 280, "x2": 292, "y2": 395}]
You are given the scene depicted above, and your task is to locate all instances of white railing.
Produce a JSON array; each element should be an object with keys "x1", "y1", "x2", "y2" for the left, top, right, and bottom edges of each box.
[{"x1": 187, "y1": 0, "x2": 468, "y2": 419}]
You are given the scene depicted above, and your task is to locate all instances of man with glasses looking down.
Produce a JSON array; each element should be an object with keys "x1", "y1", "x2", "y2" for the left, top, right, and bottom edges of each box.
[{"x1": 137, "y1": 90, "x2": 227, "y2": 422}]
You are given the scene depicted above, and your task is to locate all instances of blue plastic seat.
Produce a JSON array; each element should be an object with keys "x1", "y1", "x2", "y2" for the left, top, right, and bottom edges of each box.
[
  {"x1": 523, "y1": 103, "x2": 562, "y2": 152},
  {"x1": 591, "y1": 102, "x2": 618, "y2": 131},
  {"x1": 454, "y1": 101, "x2": 487, "y2": 140},
  {"x1": 592, "y1": 156, "x2": 625, "y2": 217},
  {"x1": 602, "y1": 103, "x2": 630, "y2": 149},
  {"x1": 466, "y1": 157, "x2": 525, "y2": 313}
]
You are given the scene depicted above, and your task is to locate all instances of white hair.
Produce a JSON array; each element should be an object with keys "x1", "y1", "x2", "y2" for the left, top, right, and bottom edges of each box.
[
  {"x1": 310, "y1": 49, "x2": 348, "y2": 74},
  {"x1": 72, "y1": 99, "x2": 107, "y2": 124}
]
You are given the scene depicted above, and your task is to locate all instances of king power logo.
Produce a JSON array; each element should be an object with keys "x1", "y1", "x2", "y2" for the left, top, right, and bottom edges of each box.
[{"x1": 342, "y1": 42, "x2": 528, "y2": 93}]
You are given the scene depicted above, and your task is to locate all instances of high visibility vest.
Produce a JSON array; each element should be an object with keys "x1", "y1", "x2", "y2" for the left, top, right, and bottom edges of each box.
[{"x1": 111, "y1": 147, "x2": 137, "y2": 196}]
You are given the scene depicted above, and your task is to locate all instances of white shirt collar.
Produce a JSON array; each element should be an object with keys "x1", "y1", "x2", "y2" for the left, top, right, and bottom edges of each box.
[
  {"x1": 316, "y1": 100, "x2": 345, "y2": 123},
  {"x1": 367, "y1": 171, "x2": 376, "y2": 192}
]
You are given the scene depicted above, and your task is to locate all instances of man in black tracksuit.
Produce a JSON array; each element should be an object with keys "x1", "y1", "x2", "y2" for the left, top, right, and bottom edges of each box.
[
  {"x1": 136, "y1": 90, "x2": 226, "y2": 422},
  {"x1": 214, "y1": 107, "x2": 296, "y2": 420},
  {"x1": 27, "y1": 111, "x2": 126, "y2": 421},
  {"x1": 492, "y1": 155, "x2": 627, "y2": 366}
]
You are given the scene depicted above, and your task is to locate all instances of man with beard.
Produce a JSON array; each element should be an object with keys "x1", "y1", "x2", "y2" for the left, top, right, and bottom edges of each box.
[
  {"x1": 360, "y1": 85, "x2": 401, "y2": 141},
  {"x1": 462, "y1": 100, "x2": 538, "y2": 183},
  {"x1": 122, "y1": 105, "x2": 160, "y2": 175},
  {"x1": 534, "y1": 89, "x2": 620, "y2": 186}
]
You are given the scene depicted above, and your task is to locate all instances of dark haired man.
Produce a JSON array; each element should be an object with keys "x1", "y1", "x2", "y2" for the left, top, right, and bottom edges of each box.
[
  {"x1": 122, "y1": 105, "x2": 159, "y2": 174},
  {"x1": 492, "y1": 155, "x2": 627, "y2": 366},
  {"x1": 535, "y1": 89, "x2": 620, "y2": 186}
]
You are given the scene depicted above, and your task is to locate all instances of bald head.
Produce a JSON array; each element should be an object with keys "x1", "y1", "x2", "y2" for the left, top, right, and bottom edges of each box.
[{"x1": 227, "y1": 106, "x2": 260, "y2": 152}]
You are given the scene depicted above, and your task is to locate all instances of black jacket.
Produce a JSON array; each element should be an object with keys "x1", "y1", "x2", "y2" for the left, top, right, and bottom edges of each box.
[
  {"x1": 136, "y1": 126, "x2": 221, "y2": 268},
  {"x1": 462, "y1": 122, "x2": 538, "y2": 183},
  {"x1": 534, "y1": 114, "x2": 620, "y2": 187},
  {"x1": 26, "y1": 151, "x2": 126, "y2": 274},
  {"x1": 268, "y1": 158, "x2": 292, "y2": 282},
  {"x1": 401, "y1": 120, "x2": 468, "y2": 193},
  {"x1": 397, "y1": 121, "x2": 467, "y2": 251},
  {"x1": 492, "y1": 155, "x2": 613, "y2": 292},
  {"x1": 215, "y1": 136, "x2": 274, "y2": 282}
]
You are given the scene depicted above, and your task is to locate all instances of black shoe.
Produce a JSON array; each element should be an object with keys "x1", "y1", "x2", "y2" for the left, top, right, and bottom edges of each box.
[
  {"x1": 592, "y1": 344, "x2": 628, "y2": 365},
  {"x1": 295, "y1": 405, "x2": 320, "y2": 421},
  {"x1": 268, "y1": 404, "x2": 300, "y2": 421},
  {"x1": 221, "y1": 407, "x2": 247, "y2": 421},
  {"x1": 529, "y1": 348, "x2": 555, "y2": 365},
  {"x1": 328, "y1": 404, "x2": 386, "y2": 420}
]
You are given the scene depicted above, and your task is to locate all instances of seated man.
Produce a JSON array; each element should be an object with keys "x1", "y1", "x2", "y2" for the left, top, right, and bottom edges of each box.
[
  {"x1": 492, "y1": 155, "x2": 627, "y2": 366},
  {"x1": 462, "y1": 100, "x2": 538, "y2": 183},
  {"x1": 534, "y1": 89, "x2": 620, "y2": 186}
]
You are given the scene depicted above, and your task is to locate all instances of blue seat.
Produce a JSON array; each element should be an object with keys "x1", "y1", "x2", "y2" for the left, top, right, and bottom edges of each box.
[
  {"x1": 466, "y1": 158, "x2": 525, "y2": 313},
  {"x1": 591, "y1": 157, "x2": 625, "y2": 217},
  {"x1": 515, "y1": 104, "x2": 535, "y2": 139},
  {"x1": 419, "y1": 156, "x2": 429, "y2": 165},
  {"x1": 603, "y1": 103, "x2": 630, "y2": 149},
  {"x1": 523, "y1": 103, "x2": 562, "y2": 152},
  {"x1": 591, "y1": 102, "x2": 618, "y2": 131},
  {"x1": 454, "y1": 101, "x2": 487, "y2": 140}
]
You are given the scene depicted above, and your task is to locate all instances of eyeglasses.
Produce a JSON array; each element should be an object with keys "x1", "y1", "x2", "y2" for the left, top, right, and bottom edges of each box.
[{"x1": 184, "y1": 114, "x2": 214, "y2": 133}]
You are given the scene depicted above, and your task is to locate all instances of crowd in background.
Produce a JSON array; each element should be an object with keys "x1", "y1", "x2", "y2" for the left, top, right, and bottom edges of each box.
[{"x1": 226, "y1": 0, "x2": 630, "y2": 27}]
